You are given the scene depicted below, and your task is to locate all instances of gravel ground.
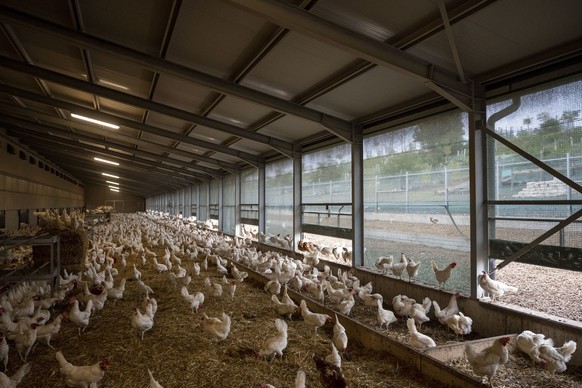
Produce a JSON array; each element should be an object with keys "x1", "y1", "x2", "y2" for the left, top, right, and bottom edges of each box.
[{"x1": 305, "y1": 219, "x2": 582, "y2": 322}]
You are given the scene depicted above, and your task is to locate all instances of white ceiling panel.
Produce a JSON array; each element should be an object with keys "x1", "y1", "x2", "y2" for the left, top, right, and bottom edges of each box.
[
  {"x1": 91, "y1": 52, "x2": 155, "y2": 99},
  {"x1": 153, "y1": 73, "x2": 216, "y2": 114},
  {"x1": 242, "y1": 31, "x2": 358, "y2": 100},
  {"x1": 175, "y1": 142, "x2": 206, "y2": 155},
  {"x1": 78, "y1": 0, "x2": 173, "y2": 57},
  {"x1": 257, "y1": 115, "x2": 325, "y2": 142},
  {"x1": 166, "y1": 0, "x2": 270, "y2": 78},
  {"x1": 98, "y1": 98, "x2": 146, "y2": 122},
  {"x1": 9, "y1": 26, "x2": 85, "y2": 79},
  {"x1": 139, "y1": 131, "x2": 175, "y2": 148},
  {"x1": 307, "y1": 65, "x2": 428, "y2": 121},
  {"x1": 313, "y1": 0, "x2": 435, "y2": 42},
  {"x1": 43, "y1": 81, "x2": 94, "y2": 107},
  {"x1": 228, "y1": 138, "x2": 271, "y2": 155},
  {"x1": 188, "y1": 125, "x2": 234, "y2": 144},
  {"x1": 144, "y1": 111, "x2": 192, "y2": 134},
  {"x1": 207, "y1": 95, "x2": 273, "y2": 128}
]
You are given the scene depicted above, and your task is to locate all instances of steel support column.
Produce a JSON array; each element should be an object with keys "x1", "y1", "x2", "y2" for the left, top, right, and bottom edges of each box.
[
  {"x1": 258, "y1": 162, "x2": 266, "y2": 235},
  {"x1": 469, "y1": 84, "x2": 488, "y2": 298},
  {"x1": 352, "y1": 130, "x2": 364, "y2": 266},
  {"x1": 293, "y1": 148, "x2": 303, "y2": 253}
]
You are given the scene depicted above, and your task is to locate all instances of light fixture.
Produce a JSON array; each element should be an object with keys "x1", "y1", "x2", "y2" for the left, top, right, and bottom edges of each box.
[
  {"x1": 106, "y1": 180, "x2": 119, "y2": 185},
  {"x1": 98, "y1": 79, "x2": 129, "y2": 90},
  {"x1": 110, "y1": 188, "x2": 119, "y2": 192},
  {"x1": 102, "y1": 172, "x2": 119, "y2": 179},
  {"x1": 71, "y1": 113, "x2": 119, "y2": 129},
  {"x1": 108, "y1": 185, "x2": 119, "y2": 190},
  {"x1": 94, "y1": 157, "x2": 119, "y2": 166}
]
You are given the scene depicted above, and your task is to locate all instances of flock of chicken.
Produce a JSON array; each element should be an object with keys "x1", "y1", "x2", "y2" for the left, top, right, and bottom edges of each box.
[{"x1": 0, "y1": 209, "x2": 578, "y2": 387}]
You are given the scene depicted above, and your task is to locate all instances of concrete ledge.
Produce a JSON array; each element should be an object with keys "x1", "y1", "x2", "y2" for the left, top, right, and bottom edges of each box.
[
  {"x1": 249, "y1": 242, "x2": 582, "y2": 367},
  {"x1": 232, "y1": 260, "x2": 485, "y2": 387}
]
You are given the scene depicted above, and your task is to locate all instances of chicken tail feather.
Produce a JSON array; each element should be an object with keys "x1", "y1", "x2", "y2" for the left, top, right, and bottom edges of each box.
[{"x1": 561, "y1": 340, "x2": 577, "y2": 362}]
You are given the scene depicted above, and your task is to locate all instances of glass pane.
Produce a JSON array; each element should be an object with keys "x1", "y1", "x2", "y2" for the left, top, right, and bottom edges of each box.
[
  {"x1": 223, "y1": 174, "x2": 235, "y2": 206},
  {"x1": 209, "y1": 179, "x2": 219, "y2": 204},
  {"x1": 241, "y1": 167, "x2": 258, "y2": 204},
  {"x1": 223, "y1": 206, "x2": 235, "y2": 235},
  {"x1": 265, "y1": 159, "x2": 293, "y2": 243},
  {"x1": 363, "y1": 110, "x2": 471, "y2": 293},
  {"x1": 302, "y1": 143, "x2": 351, "y2": 204}
]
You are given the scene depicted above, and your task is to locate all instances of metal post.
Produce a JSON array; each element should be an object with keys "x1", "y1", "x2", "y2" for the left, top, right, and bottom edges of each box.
[
  {"x1": 375, "y1": 177, "x2": 379, "y2": 213},
  {"x1": 470, "y1": 84, "x2": 488, "y2": 297},
  {"x1": 292, "y1": 148, "x2": 302, "y2": 252},
  {"x1": 444, "y1": 166, "x2": 449, "y2": 206},
  {"x1": 352, "y1": 129, "x2": 364, "y2": 267},
  {"x1": 405, "y1": 172, "x2": 409, "y2": 213},
  {"x1": 258, "y1": 162, "x2": 266, "y2": 235}
]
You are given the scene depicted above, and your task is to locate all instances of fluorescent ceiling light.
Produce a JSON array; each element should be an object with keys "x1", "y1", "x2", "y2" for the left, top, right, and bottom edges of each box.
[
  {"x1": 110, "y1": 188, "x2": 119, "y2": 192},
  {"x1": 108, "y1": 185, "x2": 119, "y2": 189},
  {"x1": 106, "y1": 180, "x2": 119, "y2": 185},
  {"x1": 71, "y1": 113, "x2": 119, "y2": 129},
  {"x1": 102, "y1": 172, "x2": 119, "y2": 179},
  {"x1": 94, "y1": 157, "x2": 119, "y2": 166},
  {"x1": 99, "y1": 79, "x2": 129, "y2": 90}
]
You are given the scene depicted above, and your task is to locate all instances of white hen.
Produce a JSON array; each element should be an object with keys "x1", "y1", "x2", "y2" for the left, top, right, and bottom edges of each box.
[
  {"x1": 333, "y1": 314, "x2": 348, "y2": 353},
  {"x1": 407, "y1": 318, "x2": 436, "y2": 348}
]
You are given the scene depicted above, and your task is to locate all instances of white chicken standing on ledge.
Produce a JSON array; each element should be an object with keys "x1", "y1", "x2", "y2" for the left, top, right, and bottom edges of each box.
[
  {"x1": 406, "y1": 318, "x2": 435, "y2": 349},
  {"x1": 479, "y1": 271, "x2": 518, "y2": 302}
]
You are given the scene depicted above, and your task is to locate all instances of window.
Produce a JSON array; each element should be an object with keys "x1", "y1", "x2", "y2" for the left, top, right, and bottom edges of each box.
[
  {"x1": 241, "y1": 167, "x2": 259, "y2": 229},
  {"x1": 223, "y1": 174, "x2": 236, "y2": 235},
  {"x1": 302, "y1": 143, "x2": 352, "y2": 245},
  {"x1": 363, "y1": 110, "x2": 470, "y2": 292},
  {"x1": 487, "y1": 74, "x2": 582, "y2": 268},
  {"x1": 265, "y1": 159, "x2": 293, "y2": 243}
]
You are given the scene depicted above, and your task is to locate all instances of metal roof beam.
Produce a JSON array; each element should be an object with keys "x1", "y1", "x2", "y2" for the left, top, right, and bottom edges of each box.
[
  {"x1": 0, "y1": 117, "x2": 222, "y2": 179},
  {"x1": 0, "y1": 5, "x2": 354, "y2": 141},
  {"x1": 0, "y1": 115, "x2": 225, "y2": 179},
  {"x1": 17, "y1": 141, "x2": 193, "y2": 191},
  {"x1": 0, "y1": 55, "x2": 296, "y2": 155},
  {"x1": 0, "y1": 83, "x2": 262, "y2": 167},
  {"x1": 0, "y1": 103, "x2": 237, "y2": 173},
  {"x1": 229, "y1": 0, "x2": 473, "y2": 112},
  {"x1": 9, "y1": 133, "x2": 206, "y2": 191}
]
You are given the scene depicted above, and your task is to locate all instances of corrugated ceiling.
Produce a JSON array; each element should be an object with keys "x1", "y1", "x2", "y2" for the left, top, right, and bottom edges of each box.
[{"x1": 0, "y1": 0, "x2": 580, "y2": 197}]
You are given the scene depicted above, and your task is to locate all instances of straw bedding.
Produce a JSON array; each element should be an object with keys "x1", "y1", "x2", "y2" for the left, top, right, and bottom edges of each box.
[
  {"x1": 7, "y1": 247, "x2": 438, "y2": 387},
  {"x1": 4, "y1": 215, "x2": 581, "y2": 387}
]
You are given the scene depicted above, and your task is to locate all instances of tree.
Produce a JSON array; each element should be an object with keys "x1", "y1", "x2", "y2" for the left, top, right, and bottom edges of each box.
[
  {"x1": 537, "y1": 112, "x2": 551, "y2": 124},
  {"x1": 560, "y1": 110, "x2": 580, "y2": 129},
  {"x1": 412, "y1": 111, "x2": 466, "y2": 167},
  {"x1": 523, "y1": 117, "x2": 532, "y2": 130}
]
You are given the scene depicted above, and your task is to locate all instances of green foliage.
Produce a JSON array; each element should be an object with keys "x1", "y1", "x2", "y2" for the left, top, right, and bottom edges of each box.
[
  {"x1": 412, "y1": 111, "x2": 466, "y2": 167},
  {"x1": 497, "y1": 111, "x2": 582, "y2": 158}
]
